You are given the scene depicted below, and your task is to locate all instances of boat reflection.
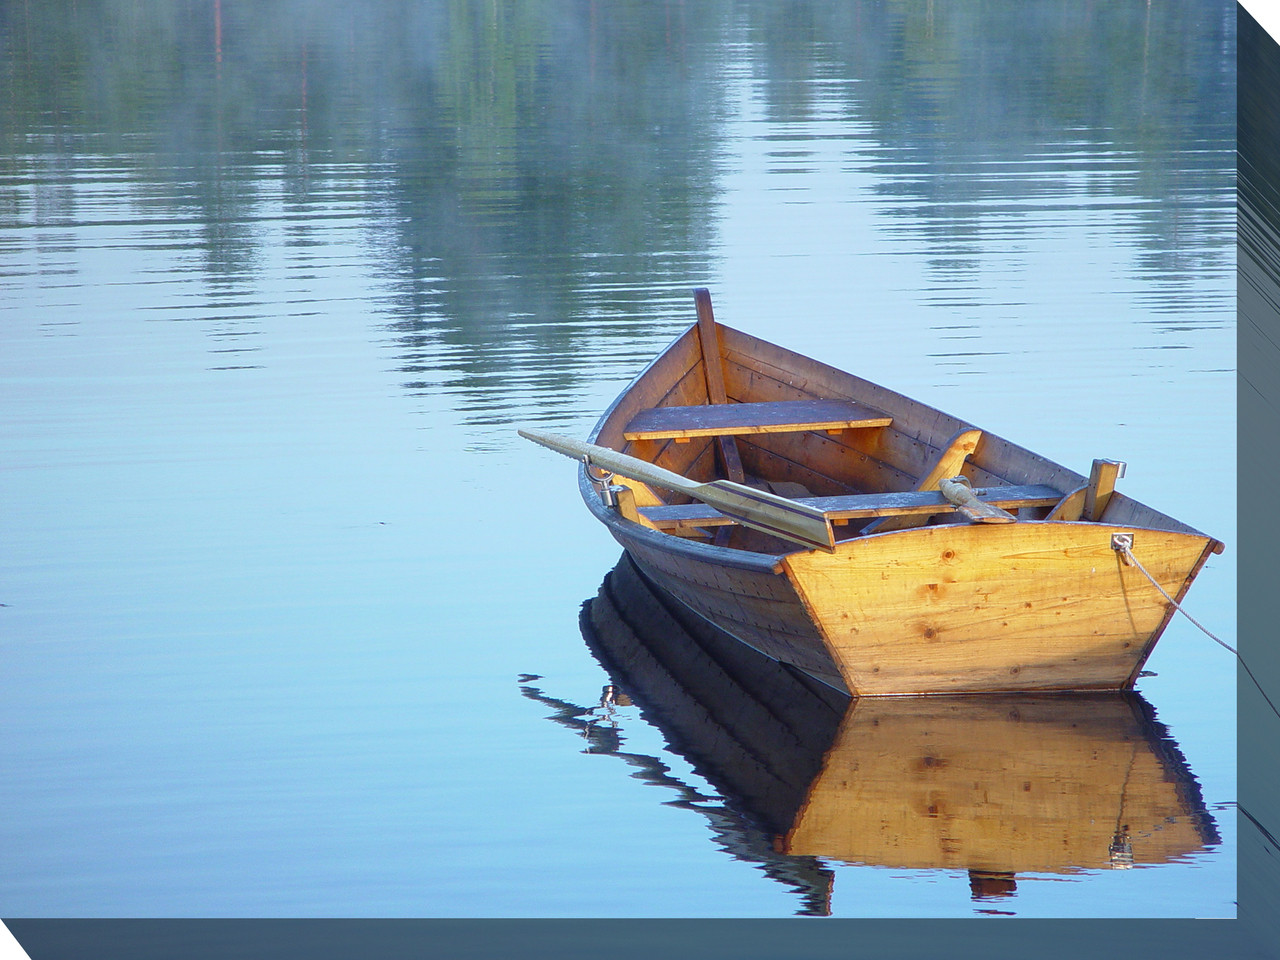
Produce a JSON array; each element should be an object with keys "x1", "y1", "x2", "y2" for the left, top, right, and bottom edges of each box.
[
  {"x1": 525, "y1": 555, "x2": 1219, "y2": 914},
  {"x1": 777, "y1": 694, "x2": 1220, "y2": 892}
]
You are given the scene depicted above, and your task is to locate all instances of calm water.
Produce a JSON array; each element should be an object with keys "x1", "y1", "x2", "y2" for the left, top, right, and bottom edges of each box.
[{"x1": 2, "y1": 1, "x2": 1235, "y2": 918}]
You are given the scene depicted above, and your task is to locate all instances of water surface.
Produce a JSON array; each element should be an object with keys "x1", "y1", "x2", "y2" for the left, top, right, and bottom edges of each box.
[{"x1": 2, "y1": 1, "x2": 1235, "y2": 918}]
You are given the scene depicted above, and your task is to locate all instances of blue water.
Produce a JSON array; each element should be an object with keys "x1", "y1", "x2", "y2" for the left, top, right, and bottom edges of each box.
[{"x1": 1, "y1": 1, "x2": 1235, "y2": 918}]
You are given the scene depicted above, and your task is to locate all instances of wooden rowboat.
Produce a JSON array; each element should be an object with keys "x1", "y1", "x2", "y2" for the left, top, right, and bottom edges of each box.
[{"x1": 526, "y1": 289, "x2": 1224, "y2": 696}]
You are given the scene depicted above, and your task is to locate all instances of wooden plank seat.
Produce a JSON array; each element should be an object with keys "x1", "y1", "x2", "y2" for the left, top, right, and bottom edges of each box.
[
  {"x1": 638, "y1": 485, "x2": 1064, "y2": 533},
  {"x1": 623, "y1": 399, "x2": 892, "y2": 442}
]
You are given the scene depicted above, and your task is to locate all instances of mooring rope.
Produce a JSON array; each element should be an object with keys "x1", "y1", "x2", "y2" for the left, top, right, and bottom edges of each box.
[
  {"x1": 1118, "y1": 540, "x2": 1279, "y2": 721},
  {"x1": 1115, "y1": 541, "x2": 1235, "y2": 655}
]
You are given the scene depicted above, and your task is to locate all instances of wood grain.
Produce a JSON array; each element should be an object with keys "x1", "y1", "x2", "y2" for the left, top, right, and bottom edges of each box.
[
  {"x1": 624, "y1": 399, "x2": 893, "y2": 441},
  {"x1": 639, "y1": 484, "x2": 1063, "y2": 531},
  {"x1": 693, "y1": 288, "x2": 746, "y2": 485},
  {"x1": 782, "y1": 522, "x2": 1211, "y2": 695},
  {"x1": 574, "y1": 314, "x2": 1221, "y2": 696},
  {"x1": 1084, "y1": 458, "x2": 1124, "y2": 521},
  {"x1": 862, "y1": 428, "x2": 984, "y2": 533}
]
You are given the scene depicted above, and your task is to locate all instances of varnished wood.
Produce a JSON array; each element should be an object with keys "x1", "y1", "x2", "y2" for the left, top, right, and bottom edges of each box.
[
  {"x1": 782, "y1": 522, "x2": 1211, "y2": 695},
  {"x1": 523, "y1": 429, "x2": 835, "y2": 552},
  {"x1": 862, "y1": 428, "x2": 983, "y2": 534},
  {"x1": 556, "y1": 291, "x2": 1223, "y2": 696},
  {"x1": 694, "y1": 288, "x2": 729, "y2": 405},
  {"x1": 610, "y1": 483, "x2": 644, "y2": 525},
  {"x1": 717, "y1": 436, "x2": 746, "y2": 483},
  {"x1": 720, "y1": 330, "x2": 1090, "y2": 494},
  {"x1": 738, "y1": 432, "x2": 913, "y2": 497},
  {"x1": 716, "y1": 332, "x2": 976, "y2": 492},
  {"x1": 639, "y1": 484, "x2": 1062, "y2": 531},
  {"x1": 625, "y1": 540, "x2": 843, "y2": 688},
  {"x1": 1084, "y1": 458, "x2": 1124, "y2": 521},
  {"x1": 914, "y1": 428, "x2": 984, "y2": 489},
  {"x1": 1123, "y1": 535, "x2": 1223, "y2": 685},
  {"x1": 1045, "y1": 483, "x2": 1088, "y2": 521},
  {"x1": 937, "y1": 476, "x2": 1017, "y2": 523},
  {"x1": 693, "y1": 288, "x2": 746, "y2": 485},
  {"x1": 720, "y1": 334, "x2": 971, "y2": 460},
  {"x1": 624, "y1": 399, "x2": 893, "y2": 441}
]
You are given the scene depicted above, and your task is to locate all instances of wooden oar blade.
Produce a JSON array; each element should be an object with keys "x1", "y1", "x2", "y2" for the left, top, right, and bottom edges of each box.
[
  {"x1": 519, "y1": 428, "x2": 835, "y2": 552},
  {"x1": 703, "y1": 480, "x2": 836, "y2": 552}
]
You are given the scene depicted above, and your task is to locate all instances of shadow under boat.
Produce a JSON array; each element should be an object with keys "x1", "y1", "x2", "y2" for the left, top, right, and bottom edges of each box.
[{"x1": 535, "y1": 553, "x2": 1221, "y2": 913}]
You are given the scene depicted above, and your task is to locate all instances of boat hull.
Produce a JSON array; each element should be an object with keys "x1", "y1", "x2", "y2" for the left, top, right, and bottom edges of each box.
[
  {"x1": 600, "y1": 508, "x2": 1216, "y2": 695},
  {"x1": 616, "y1": 524, "x2": 841, "y2": 688}
]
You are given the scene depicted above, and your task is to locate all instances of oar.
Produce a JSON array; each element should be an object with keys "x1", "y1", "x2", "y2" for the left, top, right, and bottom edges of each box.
[{"x1": 519, "y1": 428, "x2": 835, "y2": 552}]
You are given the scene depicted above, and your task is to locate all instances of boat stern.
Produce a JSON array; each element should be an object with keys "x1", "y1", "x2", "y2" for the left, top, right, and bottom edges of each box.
[{"x1": 780, "y1": 521, "x2": 1218, "y2": 696}]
